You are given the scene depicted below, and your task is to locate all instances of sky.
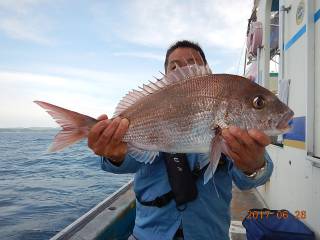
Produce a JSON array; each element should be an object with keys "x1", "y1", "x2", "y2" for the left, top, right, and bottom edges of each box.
[{"x1": 0, "y1": 0, "x2": 252, "y2": 128}]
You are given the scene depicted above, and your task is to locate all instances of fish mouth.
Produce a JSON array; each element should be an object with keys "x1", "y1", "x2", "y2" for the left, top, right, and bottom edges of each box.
[{"x1": 276, "y1": 110, "x2": 294, "y2": 132}]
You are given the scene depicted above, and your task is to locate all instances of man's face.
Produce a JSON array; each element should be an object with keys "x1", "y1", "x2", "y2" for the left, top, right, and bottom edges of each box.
[{"x1": 166, "y1": 47, "x2": 205, "y2": 73}]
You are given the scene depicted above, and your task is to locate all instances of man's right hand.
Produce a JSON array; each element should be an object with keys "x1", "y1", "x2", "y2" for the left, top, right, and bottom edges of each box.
[{"x1": 88, "y1": 114, "x2": 130, "y2": 165}]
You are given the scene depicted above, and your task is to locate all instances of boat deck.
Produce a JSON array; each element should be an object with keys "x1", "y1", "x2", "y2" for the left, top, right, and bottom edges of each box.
[
  {"x1": 229, "y1": 186, "x2": 266, "y2": 240},
  {"x1": 51, "y1": 181, "x2": 266, "y2": 240}
]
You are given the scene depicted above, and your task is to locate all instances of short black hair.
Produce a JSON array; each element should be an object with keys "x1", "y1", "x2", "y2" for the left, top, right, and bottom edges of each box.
[{"x1": 164, "y1": 40, "x2": 207, "y2": 72}]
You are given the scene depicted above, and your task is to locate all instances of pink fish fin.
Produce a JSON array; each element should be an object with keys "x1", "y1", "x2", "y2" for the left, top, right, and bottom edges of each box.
[
  {"x1": 181, "y1": 58, "x2": 196, "y2": 77},
  {"x1": 138, "y1": 86, "x2": 150, "y2": 95},
  {"x1": 149, "y1": 79, "x2": 161, "y2": 90},
  {"x1": 205, "y1": 64, "x2": 213, "y2": 74},
  {"x1": 113, "y1": 63, "x2": 212, "y2": 117},
  {"x1": 48, "y1": 130, "x2": 87, "y2": 152},
  {"x1": 170, "y1": 63, "x2": 211, "y2": 81},
  {"x1": 152, "y1": 76, "x2": 161, "y2": 81},
  {"x1": 182, "y1": 57, "x2": 190, "y2": 66},
  {"x1": 211, "y1": 178, "x2": 220, "y2": 198},
  {"x1": 174, "y1": 62, "x2": 191, "y2": 79},
  {"x1": 203, "y1": 128, "x2": 222, "y2": 184},
  {"x1": 191, "y1": 53, "x2": 207, "y2": 75},
  {"x1": 221, "y1": 139, "x2": 232, "y2": 157},
  {"x1": 113, "y1": 89, "x2": 146, "y2": 117},
  {"x1": 127, "y1": 145, "x2": 159, "y2": 164},
  {"x1": 191, "y1": 54, "x2": 203, "y2": 75},
  {"x1": 34, "y1": 101, "x2": 97, "y2": 152},
  {"x1": 191, "y1": 53, "x2": 198, "y2": 65}
]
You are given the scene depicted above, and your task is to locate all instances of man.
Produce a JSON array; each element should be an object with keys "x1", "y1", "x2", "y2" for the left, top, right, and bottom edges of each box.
[{"x1": 88, "y1": 40, "x2": 273, "y2": 240}]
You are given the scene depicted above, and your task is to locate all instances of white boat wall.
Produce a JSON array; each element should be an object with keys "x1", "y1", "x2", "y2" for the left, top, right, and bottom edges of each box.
[{"x1": 245, "y1": 0, "x2": 320, "y2": 238}]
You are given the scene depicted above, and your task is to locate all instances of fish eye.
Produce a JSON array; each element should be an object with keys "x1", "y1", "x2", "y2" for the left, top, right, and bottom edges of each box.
[{"x1": 253, "y1": 96, "x2": 265, "y2": 109}]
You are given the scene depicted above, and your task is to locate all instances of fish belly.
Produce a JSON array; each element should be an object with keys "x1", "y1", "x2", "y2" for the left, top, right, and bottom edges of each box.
[{"x1": 123, "y1": 109, "x2": 216, "y2": 153}]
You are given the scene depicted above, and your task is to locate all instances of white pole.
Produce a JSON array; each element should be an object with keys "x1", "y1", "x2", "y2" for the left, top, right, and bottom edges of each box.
[{"x1": 306, "y1": 0, "x2": 315, "y2": 157}]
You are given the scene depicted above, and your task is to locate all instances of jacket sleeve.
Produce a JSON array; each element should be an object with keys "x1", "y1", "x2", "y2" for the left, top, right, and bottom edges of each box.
[
  {"x1": 100, "y1": 154, "x2": 142, "y2": 174},
  {"x1": 231, "y1": 151, "x2": 274, "y2": 190}
]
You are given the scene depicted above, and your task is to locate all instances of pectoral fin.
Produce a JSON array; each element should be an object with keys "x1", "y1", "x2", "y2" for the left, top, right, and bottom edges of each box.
[
  {"x1": 203, "y1": 127, "x2": 223, "y2": 184},
  {"x1": 128, "y1": 145, "x2": 159, "y2": 164}
]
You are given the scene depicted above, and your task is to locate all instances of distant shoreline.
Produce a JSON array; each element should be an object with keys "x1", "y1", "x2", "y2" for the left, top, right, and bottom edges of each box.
[{"x1": 0, "y1": 127, "x2": 60, "y2": 132}]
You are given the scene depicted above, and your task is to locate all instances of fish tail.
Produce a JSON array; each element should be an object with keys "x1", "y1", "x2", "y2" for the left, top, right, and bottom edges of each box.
[{"x1": 34, "y1": 101, "x2": 98, "y2": 152}]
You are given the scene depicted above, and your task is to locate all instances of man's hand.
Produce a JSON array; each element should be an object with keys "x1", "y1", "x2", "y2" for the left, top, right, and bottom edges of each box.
[
  {"x1": 88, "y1": 114, "x2": 129, "y2": 165},
  {"x1": 221, "y1": 126, "x2": 271, "y2": 174}
]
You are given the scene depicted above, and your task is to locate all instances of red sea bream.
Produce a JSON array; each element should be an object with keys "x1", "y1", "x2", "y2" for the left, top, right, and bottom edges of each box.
[{"x1": 35, "y1": 64, "x2": 294, "y2": 183}]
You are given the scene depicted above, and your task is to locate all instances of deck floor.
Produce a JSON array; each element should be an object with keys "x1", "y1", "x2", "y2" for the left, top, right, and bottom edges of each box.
[{"x1": 229, "y1": 186, "x2": 266, "y2": 240}]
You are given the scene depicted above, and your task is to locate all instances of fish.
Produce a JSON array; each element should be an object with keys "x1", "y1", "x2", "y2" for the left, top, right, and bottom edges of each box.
[{"x1": 34, "y1": 64, "x2": 294, "y2": 184}]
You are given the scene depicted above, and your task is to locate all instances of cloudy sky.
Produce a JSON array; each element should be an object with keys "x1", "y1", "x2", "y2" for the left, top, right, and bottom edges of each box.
[{"x1": 0, "y1": 0, "x2": 252, "y2": 128}]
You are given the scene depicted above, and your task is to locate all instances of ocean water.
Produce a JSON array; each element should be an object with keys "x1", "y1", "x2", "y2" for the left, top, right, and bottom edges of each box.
[{"x1": 0, "y1": 129, "x2": 132, "y2": 240}]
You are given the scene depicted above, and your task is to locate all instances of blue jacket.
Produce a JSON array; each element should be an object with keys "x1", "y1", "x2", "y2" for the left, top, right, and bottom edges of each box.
[{"x1": 101, "y1": 151, "x2": 273, "y2": 240}]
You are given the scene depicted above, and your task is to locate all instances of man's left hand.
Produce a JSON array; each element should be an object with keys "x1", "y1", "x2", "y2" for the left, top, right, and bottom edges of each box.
[{"x1": 221, "y1": 126, "x2": 271, "y2": 175}]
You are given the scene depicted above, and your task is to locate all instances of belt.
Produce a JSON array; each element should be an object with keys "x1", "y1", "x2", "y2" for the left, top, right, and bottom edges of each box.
[{"x1": 136, "y1": 191, "x2": 174, "y2": 208}]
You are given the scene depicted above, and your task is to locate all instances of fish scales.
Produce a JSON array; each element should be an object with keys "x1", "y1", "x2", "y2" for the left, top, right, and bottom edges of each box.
[
  {"x1": 121, "y1": 75, "x2": 236, "y2": 152},
  {"x1": 34, "y1": 64, "x2": 294, "y2": 183}
]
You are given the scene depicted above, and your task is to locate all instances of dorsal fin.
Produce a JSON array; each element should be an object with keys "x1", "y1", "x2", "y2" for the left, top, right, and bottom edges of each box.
[{"x1": 112, "y1": 64, "x2": 212, "y2": 117}]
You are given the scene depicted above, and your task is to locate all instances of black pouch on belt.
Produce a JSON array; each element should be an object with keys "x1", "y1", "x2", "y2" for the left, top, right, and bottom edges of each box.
[{"x1": 163, "y1": 152, "x2": 198, "y2": 207}]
